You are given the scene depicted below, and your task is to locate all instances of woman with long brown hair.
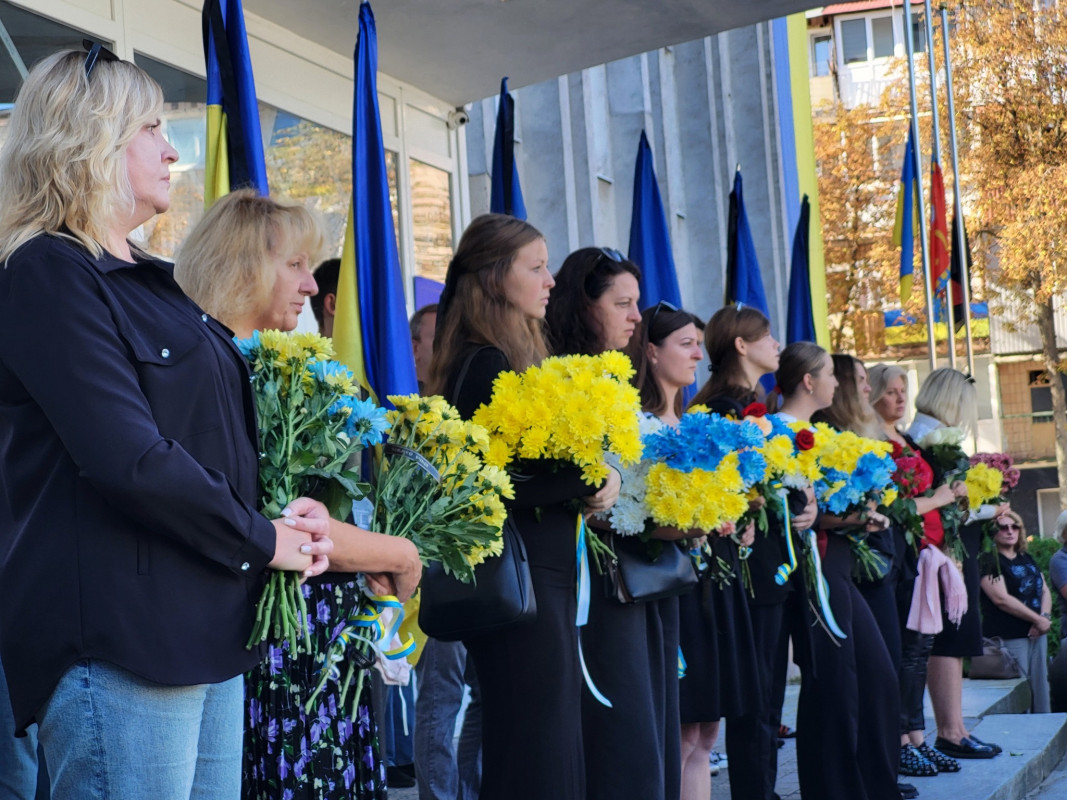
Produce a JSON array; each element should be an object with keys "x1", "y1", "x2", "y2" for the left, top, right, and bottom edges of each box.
[
  {"x1": 788, "y1": 345, "x2": 899, "y2": 800},
  {"x1": 430, "y1": 215, "x2": 620, "y2": 800}
]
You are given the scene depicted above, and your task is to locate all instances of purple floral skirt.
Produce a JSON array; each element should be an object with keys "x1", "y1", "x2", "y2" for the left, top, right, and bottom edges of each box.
[{"x1": 242, "y1": 580, "x2": 387, "y2": 800}]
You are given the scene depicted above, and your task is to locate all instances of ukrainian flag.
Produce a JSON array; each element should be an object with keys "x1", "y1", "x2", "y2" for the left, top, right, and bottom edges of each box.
[
  {"x1": 202, "y1": 0, "x2": 269, "y2": 206},
  {"x1": 333, "y1": 1, "x2": 418, "y2": 404},
  {"x1": 892, "y1": 128, "x2": 921, "y2": 302}
]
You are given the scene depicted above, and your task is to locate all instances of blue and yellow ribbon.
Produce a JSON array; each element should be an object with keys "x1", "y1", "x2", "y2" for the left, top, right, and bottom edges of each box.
[
  {"x1": 774, "y1": 488, "x2": 800, "y2": 586},
  {"x1": 576, "y1": 516, "x2": 612, "y2": 707}
]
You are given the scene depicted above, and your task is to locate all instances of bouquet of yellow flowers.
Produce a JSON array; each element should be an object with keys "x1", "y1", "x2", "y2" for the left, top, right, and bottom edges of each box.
[
  {"x1": 236, "y1": 330, "x2": 389, "y2": 651},
  {"x1": 963, "y1": 462, "x2": 1004, "y2": 509},
  {"x1": 376, "y1": 394, "x2": 514, "y2": 578},
  {"x1": 307, "y1": 393, "x2": 513, "y2": 713},
  {"x1": 472, "y1": 352, "x2": 643, "y2": 484}
]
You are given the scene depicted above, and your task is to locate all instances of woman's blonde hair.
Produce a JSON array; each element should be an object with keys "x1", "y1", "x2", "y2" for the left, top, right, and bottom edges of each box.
[
  {"x1": 813, "y1": 355, "x2": 880, "y2": 437},
  {"x1": 174, "y1": 189, "x2": 326, "y2": 328},
  {"x1": 914, "y1": 367, "x2": 977, "y2": 431},
  {"x1": 0, "y1": 50, "x2": 164, "y2": 261},
  {"x1": 1054, "y1": 509, "x2": 1067, "y2": 544},
  {"x1": 867, "y1": 363, "x2": 908, "y2": 409}
]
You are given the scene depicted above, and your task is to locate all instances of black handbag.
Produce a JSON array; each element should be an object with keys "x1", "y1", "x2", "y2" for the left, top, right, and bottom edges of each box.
[
  {"x1": 419, "y1": 516, "x2": 537, "y2": 641},
  {"x1": 604, "y1": 534, "x2": 698, "y2": 604},
  {"x1": 416, "y1": 346, "x2": 537, "y2": 642}
]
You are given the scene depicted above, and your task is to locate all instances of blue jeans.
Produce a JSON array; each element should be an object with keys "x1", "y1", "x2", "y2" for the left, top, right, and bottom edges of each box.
[
  {"x1": 384, "y1": 680, "x2": 416, "y2": 766},
  {"x1": 414, "y1": 639, "x2": 481, "y2": 800},
  {"x1": 0, "y1": 655, "x2": 44, "y2": 800},
  {"x1": 37, "y1": 660, "x2": 243, "y2": 800}
]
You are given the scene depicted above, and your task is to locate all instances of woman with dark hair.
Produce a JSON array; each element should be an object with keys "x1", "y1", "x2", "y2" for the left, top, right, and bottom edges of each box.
[
  {"x1": 679, "y1": 306, "x2": 809, "y2": 800},
  {"x1": 546, "y1": 247, "x2": 675, "y2": 800},
  {"x1": 544, "y1": 246, "x2": 642, "y2": 357},
  {"x1": 866, "y1": 363, "x2": 964, "y2": 781},
  {"x1": 430, "y1": 215, "x2": 621, "y2": 800},
  {"x1": 784, "y1": 345, "x2": 900, "y2": 800}
]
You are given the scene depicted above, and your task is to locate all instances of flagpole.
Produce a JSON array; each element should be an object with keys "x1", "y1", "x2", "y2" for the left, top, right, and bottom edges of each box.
[
  {"x1": 904, "y1": 0, "x2": 938, "y2": 370},
  {"x1": 941, "y1": 4, "x2": 974, "y2": 376},
  {"x1": 923, "y1": 0, "x2": 956, "y2": 368}
]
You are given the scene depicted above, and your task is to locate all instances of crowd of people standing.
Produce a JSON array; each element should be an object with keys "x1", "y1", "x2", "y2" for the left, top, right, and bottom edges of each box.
[{"x1": 0, "y1": 43, "x2": 1058, "y2": 800}]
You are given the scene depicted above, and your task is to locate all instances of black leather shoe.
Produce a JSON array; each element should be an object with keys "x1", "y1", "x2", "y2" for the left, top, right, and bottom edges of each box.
[
  {"x1": 968, "y1": 735, "x2": 1002, "y2": 755},
  {"x1": 934, "y1": 736, "x2": 996, "y2": 759},
  {"x1": 899, "y1": 782, "x2": 919, "y2": 799},
  {"x1": 386, "y1": 765, "x2": 416, "y2": 787}
]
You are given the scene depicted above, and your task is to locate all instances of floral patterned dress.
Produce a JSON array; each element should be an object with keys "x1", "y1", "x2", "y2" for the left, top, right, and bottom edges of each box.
[{"x1": 243, "y1": 579, "x2": 387, "y2": 800}]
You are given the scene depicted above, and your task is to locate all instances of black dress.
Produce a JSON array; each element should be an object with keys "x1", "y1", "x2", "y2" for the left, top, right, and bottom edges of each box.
[
  {"x1": 931, "y1": 521, "x2": 984, "y2": 658},
  {"x1": 796, "y1": 533, "x2": 900, "y2": 800},
  {"x1": 447, "y1": 345, "x2": 592, "y2": 800},
  {"x1": 581, "y1": 532, "x2": 684, "y2": 800},
  {"x1": 678, "y1": 536, "x2": 761, "y2": 723},
  {"x1": 725, "y1": 491, "x2": 813, "y2": 800}
]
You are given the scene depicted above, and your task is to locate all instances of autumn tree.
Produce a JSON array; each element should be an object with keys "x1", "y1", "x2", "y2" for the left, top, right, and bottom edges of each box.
[
  {"x1": 949, "y1": 0, "x2": 1067, "y2": 505},
  {"x1": 814, "y1": 103, "x2": 903, "y2": 353}
]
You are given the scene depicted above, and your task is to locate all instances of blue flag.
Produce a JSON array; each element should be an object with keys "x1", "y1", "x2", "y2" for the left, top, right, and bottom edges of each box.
[
  {"x1": 490, "y1": 77, "x2": 526, "y2": 219},
  {"x1": 627, "y1": 131, "x2": 682, "y2": 310},
  {"x1": 333, "y1": 1, "x2": 417, "y2": 404},
  {"x1": 724, "y1": 169, "x2": 770, "y2": 318},
  {"x1": 786, "y1": 195, "x2": 815, "y2": 344},
  {"x1": 202, "y1": 0, "x2": 268, "y2": 205}
]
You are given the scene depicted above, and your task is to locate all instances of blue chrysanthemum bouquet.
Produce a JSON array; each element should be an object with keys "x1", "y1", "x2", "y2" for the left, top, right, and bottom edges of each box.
[{"x1": 236, "y1": 330, "x2": 389, "y2": 651}]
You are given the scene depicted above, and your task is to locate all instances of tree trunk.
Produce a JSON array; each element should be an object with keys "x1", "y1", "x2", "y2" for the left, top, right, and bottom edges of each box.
[{"x1": 1036, "y1": 298, "x2": 1067, "y2": 510}]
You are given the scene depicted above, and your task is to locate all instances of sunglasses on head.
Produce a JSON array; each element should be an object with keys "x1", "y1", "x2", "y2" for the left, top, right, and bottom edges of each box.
[
  {"x1": 83, "y1": 39, "x2": 119, "y2": 80},
  {"x1": 596, "y1": 247, "x2": 624, "y2": 264},
  {"x1": 648, "y1": 299, "x2": 679, "y2": 327}
]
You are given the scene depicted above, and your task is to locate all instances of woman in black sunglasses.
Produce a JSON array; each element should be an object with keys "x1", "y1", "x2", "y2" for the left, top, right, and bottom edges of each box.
[{"x1": 979, "y1": 511, "x2": 1052, "y2": 712}]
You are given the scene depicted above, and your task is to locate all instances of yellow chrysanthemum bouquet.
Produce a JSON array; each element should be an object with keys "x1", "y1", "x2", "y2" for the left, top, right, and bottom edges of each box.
[
  {"x1": 377, "y1": 394, "x2": 515, "y2": 579},
  {"x1": 471, "y1": 352, "x2": 643, "y2": 485},
  {"x1": 235, "y1": 330, "x2": 391, "y2": 651}
]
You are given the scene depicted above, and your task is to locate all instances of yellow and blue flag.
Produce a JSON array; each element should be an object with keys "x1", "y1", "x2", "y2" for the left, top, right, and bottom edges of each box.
[
  {"x1": 202, "y1": 0, "x2": 268, "y2": 206},
  {"x1": 892, "y1": 128, "x2": 920, "y2": 302},
  {"x1": 333, "y1": 1, "x2": 417, "y2": 404}
]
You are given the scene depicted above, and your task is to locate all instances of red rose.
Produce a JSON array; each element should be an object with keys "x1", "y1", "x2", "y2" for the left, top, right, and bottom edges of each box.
[
  {"x1": 891, "y1": 441, "x2": 904, "y2": 459},
  {"x1": 795, "y1": 429, "x2": 815, "y2": 451},
  {"x1": 742, "y1": 402, "x2": 767, "y2": 418}
]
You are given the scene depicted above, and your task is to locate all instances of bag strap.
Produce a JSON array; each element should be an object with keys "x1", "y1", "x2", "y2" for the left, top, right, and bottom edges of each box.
[{"x1": 451, "y1": 345, "x2": 493, "y2": 403}]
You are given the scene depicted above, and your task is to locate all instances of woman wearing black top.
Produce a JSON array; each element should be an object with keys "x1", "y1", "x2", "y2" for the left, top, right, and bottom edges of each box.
[
  {"x1": 979, "y1": 510, "x2": 1052, "y2": 713},
  {"x1": 545, "y1": 248, "x2": 679, "y2": 800},
  {"x1": 678, "y1": 306, "x2": 790, "y2": 800},
  {"x1": 785, "y1": 344, "x2": 898, "y2": 800},
  {"x1": 428, "y1": 215, "x2": 620, "y2": 800}
]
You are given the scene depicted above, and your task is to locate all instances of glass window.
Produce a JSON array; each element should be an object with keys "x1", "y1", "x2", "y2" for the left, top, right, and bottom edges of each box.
[
  {"x1": 911, "y1": 16, "x2": 927, "y2": 54},
  {"x1": 408, "y1": 159, "x2": 453, "y2": 286},
  {"x1": 0, "y1": 0, "x2": 87, "y2": 103},
  {"x1": 872, "y1": 16, "x2": 895, "y2": 58},
  {"x1": 840, "y1": 19, "x2": 869, "y2": 64},
  {"x1": 812, "y1": 35, "x2": 832, "y2": 77}
]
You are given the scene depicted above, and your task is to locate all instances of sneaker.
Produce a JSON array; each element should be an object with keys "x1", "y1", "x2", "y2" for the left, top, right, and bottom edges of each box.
[
  {"x1": 917, "y1": 741, "x2": 961, "y2": 773},
  {"x1": 898, "y1": 782, "x2": 919, "y2": 799},
  {"x1": 899, "y1": 744, "x2": 938, "y2": 777},
  {"x1": 710, "y1": 750, "x2": 728, "y2": 770}
]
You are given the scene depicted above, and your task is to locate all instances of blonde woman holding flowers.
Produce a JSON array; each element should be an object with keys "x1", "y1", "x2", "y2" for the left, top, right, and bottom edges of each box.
[
  {"x1": 174, "y1": 189, "x2": 422, "y2": 800},
  {"x1": 428, "y1": 215, "x2": 620, "y2": 800},
  {"x1": 0, "y1": 49, "x2": 332, "y2": 800},
  {"x1": 545, "y1": 249, "x2": 679, "y2": 800},
  {"x1": 777, "y1": 344, "x2": 899, "y2": 800},
  {"x1": 867, "y1": 363, "x2": 966, "y2": 781},
  {"x1": 907, "y1": 368, "x2": 1003, "y2": 759}
]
